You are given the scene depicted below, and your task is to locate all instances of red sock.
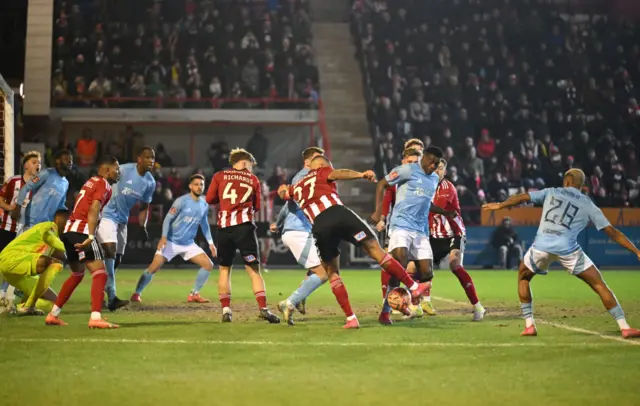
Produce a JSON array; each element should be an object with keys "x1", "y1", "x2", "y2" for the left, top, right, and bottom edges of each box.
[
  {"x1": 219, "y1": 293, "x2": 231, "y2": 308},
  {"x1": 381, "y1": 270, "x2": 391, "y2": 299},
  {"x1": 54, "y1": 271, "x2": 85, "y2": 308},
  {"x1": 380, "y1": 254, "x2": 415, "y2": 288},
  {"x1": 254, "y1": 290, "x2": 267, "y2": 309},
  {"x1": 330, "y1": 278, "x2": 354, "y2": 318},
  {"x1": 91, "y1": 270, "x2": 107, "y2": 313},
  {"x1": 452, "y1": 265, "x2": 479, "y2": 305}
]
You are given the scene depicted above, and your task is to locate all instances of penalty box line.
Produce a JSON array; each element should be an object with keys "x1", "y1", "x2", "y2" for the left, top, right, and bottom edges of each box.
[
  {"x1": 0, "y1": 337, "x2": 626, "y2": 348},
  {"x1": 432, "y1": 296, "x2": 640, "y2": 346}
]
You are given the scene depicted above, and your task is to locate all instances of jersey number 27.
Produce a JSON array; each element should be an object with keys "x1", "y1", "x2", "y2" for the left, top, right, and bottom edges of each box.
[{"x1": 293, "y1": 176, "x2": 316, "y2": 207}]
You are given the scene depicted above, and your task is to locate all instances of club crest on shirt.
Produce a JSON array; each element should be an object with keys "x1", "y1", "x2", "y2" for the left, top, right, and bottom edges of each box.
[
  {"x1": 170, "y1": 207, "x2": 177, "y2": 215},
  {"x1": 354, "y1": 231, "x2": 367, "y2": 241},
  {"x1": 388, "y1": 172, "x2": 399, "y2": 180}
]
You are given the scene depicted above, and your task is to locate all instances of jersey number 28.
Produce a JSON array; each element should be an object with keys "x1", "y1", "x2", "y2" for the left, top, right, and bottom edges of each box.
[{"x1": 544, "y1": 196, "x2": 579, "y2": 229}]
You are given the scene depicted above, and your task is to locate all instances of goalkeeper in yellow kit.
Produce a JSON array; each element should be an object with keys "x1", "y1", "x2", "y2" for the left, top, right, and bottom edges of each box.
[{"x1": 0, "y1": 210, "x2": 68, "y2": 315}]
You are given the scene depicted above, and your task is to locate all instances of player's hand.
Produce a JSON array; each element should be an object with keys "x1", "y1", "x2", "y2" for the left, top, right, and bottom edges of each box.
[
  {"x1": 74, "y1": 238, "x2": 93, "y2": 250},
  {"x1": 10, "y1": 206, "x2": 21, "y2": 221},
  {"x1": 278, "y1": 184, "x2": 291, "y2": 200},
  {"x1": 157, "y1": 236, "x2": 167, "y2": 251},
  {"x1": 370, "y1": 211, "x2": 382, "y2": 224},
  {"x1": 141, "y1": 226, "x2": 149, "y2": 241},
  {"x1": 209, "y1": 244, "x2": 217, "y2": 258},
  {"x1": 444, "y1": 210, "x2": 457, "y2": 218},
  {"x1": 361, "y1": 170, "x2": 377, "y2": 182},
  {"x1": 482, "y1": 203, "x2": 502, "y2": 211},
  {"x1": 269, "y1": 223, "x2": 278, "y2": 234},
  {"x1": 375, "y1": 220, "x2": 386, "y2": 232}
]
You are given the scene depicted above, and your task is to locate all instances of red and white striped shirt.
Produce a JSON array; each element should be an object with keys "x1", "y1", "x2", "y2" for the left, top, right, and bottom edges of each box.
[
  {"x1": 65, "y1": 176, "x2": 112, "y2": 234},
  {"x1": 206, "y1": 168, "x2": 261, "y2": 228},
  {"x1": 287, "y1": 166, "x2": 342, "y2": 223},
  {"x1": 429, "y1": 179, "x2": 465, "y2": 238},
  {"x1": 0, "y1": 175, "x2": 27, "y2": 233}
]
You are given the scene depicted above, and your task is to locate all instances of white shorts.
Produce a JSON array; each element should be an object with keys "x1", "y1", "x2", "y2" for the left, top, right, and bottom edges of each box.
[
  {"x1": 96, "y1": 218, "x2": 128, "y2": 255},
  {"x1": 157, "y1": 241, "x2": 205, "y2": 262},
  {"x1": 523, "y1": 247, "x2": 595, "y2": 276},
  {"x1": 281, "y1": 231, "x2": 322, "y2": 269},
  {"x1": 388, "y1": 229, "x2": 433, "y2": 261}
]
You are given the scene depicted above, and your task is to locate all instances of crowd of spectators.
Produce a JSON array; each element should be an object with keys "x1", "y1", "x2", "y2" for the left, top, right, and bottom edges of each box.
[
  {"x1": 51, "y1": 0, "x2": 319, "y2": 108},
  {"x1": 352, "y1": 0, "x2": 640, "y2": 221}
]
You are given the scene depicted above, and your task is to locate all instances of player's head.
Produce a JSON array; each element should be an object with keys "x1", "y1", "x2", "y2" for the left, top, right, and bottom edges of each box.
[
  {"x1": 98, "y1": 155, "x2": 121, "y2": 184},
  {"x1": 137, "y1": 147, "x2": 156, "y2": 172},
  {"x1": 401, "y1": 148, "x2": 421, "y2": 165},
  {"x1": 309, "y1": 155, "x2": 332, "y2": 170},
  {"x1": 435, "y1": 158, "x2": 448, "y2": 182},
  {"x1": 22, "y1": 150, "x2": 42, "y2": 177},
  {"x1": 189, "y1": 174, "x2": 205, "y2": 197},
  {"x1": 229, "y1": 148, "x2": 257, "y2": 172},
  {"x1": 54, "y1": 209, "x2": 69, "y2": 234},
  {"x1": 302, "y1": 147, "x2": 325, "y2": 168},
  {"x1": 563, "y1": 168, "x2": 585, "y2": 190},
  {"x1": 404, "y1": 138, "x2": 424, "y2": 153},
  {"x1": 54, "y1": 149, "x2": 73, "y2": 175},
  {"x1": 421, "y1": 146, "x2": 443, "y2": 174}
]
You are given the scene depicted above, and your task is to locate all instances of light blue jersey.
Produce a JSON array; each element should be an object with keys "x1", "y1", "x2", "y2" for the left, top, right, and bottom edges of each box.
[
  {"x1": 102, "y1": 163, "x2": 156, "y2": 224},
  {"x1": 162, "y1": 194, "x2": 213, "y2": 246},
  {"x1": 385, "y1": 163, "x2": 439, "y2": 234},
  {"x1": 17, "y1": 168, "x2": 69, "y2": 228},
  {"x1": 529, "y1": 187, "x2": 610, "y2": 256},
  {"x1": 276, "y1": 168, "x2": 312, "y2": 234}
]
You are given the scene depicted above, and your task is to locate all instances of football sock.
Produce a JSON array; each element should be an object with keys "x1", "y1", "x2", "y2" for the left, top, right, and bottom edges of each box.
[
  {"x1": 91, "y1": 269, "x2": 107, "y2": 313},
  {"x1": 379, "y1": 254, "x2": 415, "y2": 289},
  {"x1": 520, "y1": 302, "x2": 534, "y2": 328},
  {"x1": 288, "y1": 273, "x2": 323, "y2": 306},
  {"x1": 330, "y1": 277, "x2": 354, "y2": 318},
  {"x1": 306, "y1": 270, "x2": 314, "y2": 277},
  {"x1": 608, "y1": 304, "x2": 630, "y2": 330},
  {"x1": 219, "y1": 293, "x2": 231, "y2": 308},
  {"x1": 53, "y1": 271, "x2": 85, "y2": 311},
  {"x1": 35, "y1": 298, "x2": 54, "y2": 313},
  {"x1": 192, "y1": 268, "x2": 211, "y2": 294},
  {"x1": 24, "y1": 262, "x2": 63, "y2": 308},
  {"x1": 452, "y1": 265, "x2": 479, "y2": 305},
  {"x1": 381, "y1": 270, "x2": 391, "y2": 299},
  {"x1": 254, "y1": 290, "x2": 267, "y2": 309},
  {"x1": 104, "y1": 258, "x2": 117, "y2": 302},
  {"x1": 135, "y1": 270, "x2": 154, "y2": 294}
]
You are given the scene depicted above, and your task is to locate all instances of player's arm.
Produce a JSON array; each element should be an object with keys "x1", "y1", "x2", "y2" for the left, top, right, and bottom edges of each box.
[
  {"x1": 253, "y1": 177, "x2": 261, "y2": 211},
  {"x1": 429, "y1": 204, "x2": 456, "y2": 218},
  {"x1": 272, "y1": 204, "x2": 289, "y2": 233},
  {"x1": 372, "y1": 165, "x2": 410, "y2": 222},
  {"x1": 73, "y1": 200, "x2": 101, "y2": 250},
  {"x1": 161, "y1": 200, "x2": 181, "y2": 239},
  {"x1": 205, "y1": 174, "x2": 220, "y2": 205},
  {"x1": 328, "y1": 168, "x2": 376, "y2": 182},
  {"x1": 12, "y1": 170, "x2": 49, "y2": 219},
  {"x1": 447, "y1": 185, "x2": 465, "y2": 236},
  {"x1": 0, "y1": 181, "x2": 14, "y2": 211},
  {"x1": 603, "y1": 226, "x2": 640, "y2": 258},
  {"x1": 43, "y1": 228, "x2": 67, "y2": 253},
  {"x1": 482, "y1": 193, "x2": 532, "y2": 211},
  {"x1": 199, "y1": 206, "x2": 216, "y2": 257}
]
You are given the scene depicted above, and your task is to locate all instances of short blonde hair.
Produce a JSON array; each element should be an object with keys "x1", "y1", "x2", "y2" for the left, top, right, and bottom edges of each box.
[
  {"x1": 22, "y1": 150, "x2": 42, "y2": 167},
  {"x1": 229, "y1": 148, "x2": 257, "y2": 166},
  {"x1": 404, "y1": 138, "x2": 424, "y2": 150},
  {"x1": 564, "y1": 168, "x2": 585, "y2": 188}
]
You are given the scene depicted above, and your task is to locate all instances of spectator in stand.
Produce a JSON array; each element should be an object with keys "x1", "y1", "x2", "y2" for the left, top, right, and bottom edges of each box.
[
  {"x1": 246, "y1": 127, "x2": 268, "y2": 168},
  {"x1": 155, "y1": 143, "x2": 173, "y2": 167},
  {"x1": 521, "y1": 149, "x2": 545, "y2": 190},
  {"x1": 476, "y1": 129, "x2": 495, "y2": 160},
  {"x1": 76, "y1": 128, "x2": 98, "y2": 167},
  {"x1": 491, "y1": 217, "x2": 523, "y2": 270},
  {"x1": 502, "y1": 150, "x2": 522, "y2": 187},
  {"x1": 167, "y1": 168, "x2": 184, "y2": 196},
  {"x1": 461, "y1": 147, "x2": 484, "y2": 180}
]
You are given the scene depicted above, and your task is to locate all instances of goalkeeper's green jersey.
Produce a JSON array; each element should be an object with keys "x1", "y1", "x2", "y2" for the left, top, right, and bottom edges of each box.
[{"x1": 0, "y1": 222, "x2": 65, "y2": 260}]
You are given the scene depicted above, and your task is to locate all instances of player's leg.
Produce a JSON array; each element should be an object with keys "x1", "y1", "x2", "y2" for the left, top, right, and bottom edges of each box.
[
  {"x1": 85, "y1": 255, "x2": 119, "y2": 329},
  {"x1": 186, "y1": 247, "x2": 215, "y2": 303},
  {"x1": 216, "y1": 227, "x2": 235, "y2": 322},
  {"x1": 518, "y1": 247, "x2": 553, "y2": 336},
  {"x1": 260, "y1": 237, "x2": 271, "y2": 273},
  {"x1": 21, "y1": 256, "x2": 64, "y2": 313},
  {"x1": 448, "y1": 237, "x2": 485, "y2": 320},
  {"x1": 323, "y1": 255, "x2": 359, "y2": 329},
  {"x1": 570, "y1": 254, "x2": 640, "y2": 338},
  {"x1": 98, "y1": 219, "x2": 128, "y2": 310},
  {"x1": 131, "y1": 251, "x2": 168, "y2": 302},
  {"x1": 498, "y1": 245, "x2": 508, "y2": 269},
  {"x1": 47, "y1": 261, "x2": 85, "y2": 326}
]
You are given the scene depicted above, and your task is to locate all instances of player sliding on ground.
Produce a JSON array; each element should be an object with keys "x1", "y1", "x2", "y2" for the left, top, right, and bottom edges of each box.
[
  {"x1": 0, "y1": 210, "x2": 68, "y2": 315},
  {"x1": 132, "y1": 175, "x2": 216, "y2": 302},
  {"x1": 280, "y1": 155, "x2": 431, "y2": 328},
  {"x1": 483, "y1": 168, "x2": 640, "y2": 338},
  {"x1": 206, "y1": 149, "x2": 280, "y2": 324},
  {"x1": 270, "y1": 147, "x2": 328, "y2": 325},
  {"x1": 372, "y1": 146, "x2": 455, "y2": 325},
  {"x1": 46, "y1": 156, "x2": 121, "y2": 328}
]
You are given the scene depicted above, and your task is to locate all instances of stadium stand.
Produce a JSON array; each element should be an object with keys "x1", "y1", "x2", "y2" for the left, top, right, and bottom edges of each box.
[
  {"x1": 51, "y1": 0, "x2": 318, "y2": 109},
  {"x1": 352, "y1": 0, "x2": 640, "y2": 222}
]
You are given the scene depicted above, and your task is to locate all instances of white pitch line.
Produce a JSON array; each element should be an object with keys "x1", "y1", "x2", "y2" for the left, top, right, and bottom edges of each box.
[
  {"x1": 0, "y1": 337, "x2": 623, "y2": 348},
  {"x1": 432, "y1": 295, "x2": 640, "y2": 346}
]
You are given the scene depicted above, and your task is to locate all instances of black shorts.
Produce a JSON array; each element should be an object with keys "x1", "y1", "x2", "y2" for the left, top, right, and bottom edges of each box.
[
  {"x1": 312, "y1": 205, "x2": 377, "y2": 263},
  {"x1": 216, "y1": 223, "x2": 259, "y2": 267},
  {"x1": 0, "y1": 229, "x2": 17, "y2": 252},
  {"x1": 431, "y1": 236, "x2": 466, "y2": 265},
  {"x1": 62, "y1": 232, "x2": 104, "y2": 263}
]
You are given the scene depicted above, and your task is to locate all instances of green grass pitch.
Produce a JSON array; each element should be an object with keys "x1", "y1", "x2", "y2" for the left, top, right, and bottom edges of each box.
[{"x1": 2, "y1": 268, "x2": 640, "y2": 406}]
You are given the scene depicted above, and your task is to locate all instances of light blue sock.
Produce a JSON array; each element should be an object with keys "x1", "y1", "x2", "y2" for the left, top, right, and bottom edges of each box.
[
  {"x1": 520, "y1": 302, "x2": 533, "y2": 319},
  {"x1": 288, "y1": 274, "x2": 324, "y2": 306},
  {"x1": 192, "y1": 268, "x2": 211, "y2": 294},
  {"x1": 608, "y1": 304, "x2": 625, "y2": 321},
  {"x1": 0, "y1": 280, "x2": 9, "y2": 293},
  {"x1": 135, "y1": 270, "x2": 154, "y2": 295},
  {"x1": 104, "y1": 258, "x2": 117, "y2": 302}
]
